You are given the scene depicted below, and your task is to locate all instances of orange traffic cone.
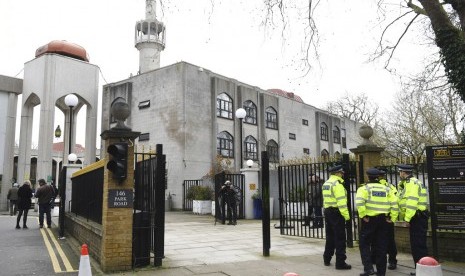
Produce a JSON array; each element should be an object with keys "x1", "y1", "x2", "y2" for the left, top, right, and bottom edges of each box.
[{"x1": 78, "y1": 244, "x2": 92, "y2": 276}]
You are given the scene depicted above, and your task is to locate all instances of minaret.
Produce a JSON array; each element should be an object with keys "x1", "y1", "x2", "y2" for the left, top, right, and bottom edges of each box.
[{"x1": 135, "y1": 0, "x2": 166, "y2": 73}]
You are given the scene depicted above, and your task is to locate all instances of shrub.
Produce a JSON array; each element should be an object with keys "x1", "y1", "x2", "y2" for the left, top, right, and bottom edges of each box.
[{"x1": 186, "y1": 185, "x2": 214, "y2": 201}]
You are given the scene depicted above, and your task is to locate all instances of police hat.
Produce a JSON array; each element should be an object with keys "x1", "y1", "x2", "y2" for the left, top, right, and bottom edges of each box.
[
  {"x1": 329, "y1": 165, "x2": 344, "y2": 173},
  {"x1": 225, "y1": 180, "x2": 231, "y2": 185},
  {"x1": 397, "y1": 164, "x2": 414, "y2": 172},
  {"x1": 366, "y1": 168, "x2": 382, "y2": 176}
]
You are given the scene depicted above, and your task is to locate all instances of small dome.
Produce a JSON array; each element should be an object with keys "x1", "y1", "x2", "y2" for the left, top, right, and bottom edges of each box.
[{"x1": 35, "y1": 40, "x2": 89, "y2": 62}]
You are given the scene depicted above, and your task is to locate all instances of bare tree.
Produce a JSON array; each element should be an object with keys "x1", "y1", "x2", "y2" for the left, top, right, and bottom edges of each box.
[{"x1": 326, "y1": 92, "x2": 380, "y2": 126}]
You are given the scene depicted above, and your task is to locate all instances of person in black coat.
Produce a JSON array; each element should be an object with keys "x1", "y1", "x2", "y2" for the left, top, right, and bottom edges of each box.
[
  {"x1": 219, "y1": 180, "x2": 238, "y2": 225},
  {"x1": 16, "y1": 180, "x2": 33, "y2": 229}
]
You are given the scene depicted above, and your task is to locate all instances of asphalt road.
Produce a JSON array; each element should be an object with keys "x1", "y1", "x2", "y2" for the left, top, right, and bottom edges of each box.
[{"x1": 0, "y1": 212, "x2": 79, "y2": 276}]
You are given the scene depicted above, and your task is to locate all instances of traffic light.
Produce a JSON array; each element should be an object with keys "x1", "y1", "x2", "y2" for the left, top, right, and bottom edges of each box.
[{"x1": 107, "y1": 142, "x2": 128, "y2": 181}]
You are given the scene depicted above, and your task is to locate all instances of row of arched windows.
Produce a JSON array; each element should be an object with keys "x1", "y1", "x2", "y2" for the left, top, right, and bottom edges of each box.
[
  {"x1": 216, "y1": 131, "x2": 279, "y2": 162},
  {"x1": 320, "y1": 123, "x2": 343, "y2": 144},
  {"x1": 216, "y1": 93, "x2": 278, "y2": 130}
]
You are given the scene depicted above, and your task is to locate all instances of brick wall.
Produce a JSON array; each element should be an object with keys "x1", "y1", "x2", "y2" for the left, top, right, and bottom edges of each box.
[
  {"x1": 395, "y1": 224, "x2": 465, "y2": 262},
  {"x1": 65, "y1": 214, "x2": 102, "y2": 263}
]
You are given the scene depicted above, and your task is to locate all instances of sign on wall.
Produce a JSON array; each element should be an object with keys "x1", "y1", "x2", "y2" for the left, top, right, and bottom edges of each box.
[{"x1": 108, "y1": 189, "x2": 133, "y2": 208}]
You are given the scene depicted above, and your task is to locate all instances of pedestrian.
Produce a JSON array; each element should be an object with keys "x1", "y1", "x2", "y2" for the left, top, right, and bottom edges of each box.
[
  {"x1": 16, "y1": 180, "x2": 33, "y2": 229},
  {"x1": 397, "y1": 164, "x2": 429, "y2": 276},
  {"x1": 35, "y1": 178, "x2": 56, "y2": 228},
  {"x1": 377, "y1": 169, "x2": 398, "y2": 270},
  {"x1": 303, "y1": 173, "x2": 324, "y2": 228},
  {"x1": 7, "y1": 182, "x2": 19, "y2": 216},
  {"x1": 356, "y1": 168, "x2": 398, "y2": 276},
  {"x1": 322, "y1": 165, "x2": 351, "y2": 270},
  {"x1": 219, "y1": 180, "x2": 238, "y2": 225}
]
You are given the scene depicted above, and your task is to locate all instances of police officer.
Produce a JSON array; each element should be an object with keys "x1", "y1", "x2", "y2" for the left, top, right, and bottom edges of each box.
[
  {"x1": 377, "y1": 169, "x2": 398, "y2": 270},
  {"x1": 356, "y1": 168, "x2": 398, "y2": 276},
  {"x1": 322, "y1": 165, "x2": 351, "y2": 270},
  {"x1": 219, "y1": 180, "x2": 238, "y2": 225},
  {"x1": 397, "y1": 164, "x2": 428, "y2": 275}
]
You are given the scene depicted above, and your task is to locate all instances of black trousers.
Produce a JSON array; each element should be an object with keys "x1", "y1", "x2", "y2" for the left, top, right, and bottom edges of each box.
[
  {"x1": 410, "y1": 213, "x2": 428, "y2": 265},
  {"x1": 360, "y1": 215, "x2": 388, "y2": 275},
  {"x1": 323, "y1": 208, "x2": 347, "y2": 266},
  {"x1": 371, "y1": 221, "x2": 397, "y2": 265}
]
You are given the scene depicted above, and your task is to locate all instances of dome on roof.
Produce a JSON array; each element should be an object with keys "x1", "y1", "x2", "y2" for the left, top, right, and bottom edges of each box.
[{"x1": 35, "y1": 40, "x2": 89, "y2": 62}]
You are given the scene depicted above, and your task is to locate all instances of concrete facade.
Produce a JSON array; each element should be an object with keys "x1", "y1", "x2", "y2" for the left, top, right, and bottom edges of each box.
[
  {"x1": 101, "y1": 61, "x2": 361, "y2": 210},
  {"x1": 0, "y1": 75, "x2": 22, "y2": 210},
  {"x1": 17, "y1": 53, "x2": 99, "y2": 184}
]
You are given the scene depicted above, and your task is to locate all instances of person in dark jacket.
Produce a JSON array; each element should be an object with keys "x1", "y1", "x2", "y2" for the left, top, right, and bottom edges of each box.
[
  {"x1": 219, "y1": 180, "x2": 238, "y2": 225},
  {"x1": 7, "y1": 182, "x2": 19, "y2": 216},
  {"x1": 35, "y1": 179, "x2": 55, "y2": 228},
  {"x1": 16, "y1": 180, "x2": 33, "y2": 229}
]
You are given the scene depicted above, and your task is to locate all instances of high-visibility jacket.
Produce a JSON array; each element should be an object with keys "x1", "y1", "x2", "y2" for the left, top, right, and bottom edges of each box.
[
  {"x1": 356, "y1": 182, "x2": 398, "y2": 222},
  {"x1": 398, "y1": 176, "x2": 428, "y2": 222},
  {"x1": 322, "y1": 175, "x2": 350, "y2": 221}
]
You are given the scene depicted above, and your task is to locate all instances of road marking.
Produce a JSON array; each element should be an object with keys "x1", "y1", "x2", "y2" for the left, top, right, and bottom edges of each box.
[
  {"x1": 39, "y1": 226, "x2": 62, "y2": 272},
  {"x1": 37, "y1": 218, "x2": 78, "y2": 273}
]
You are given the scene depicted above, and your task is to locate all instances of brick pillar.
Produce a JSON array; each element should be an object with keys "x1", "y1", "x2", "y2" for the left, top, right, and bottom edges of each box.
[
  {"x1": 100, "y1": 129, "x2": 140, "y2": 272},
  {"x1": 350, "y1": 125, "x2": 384, "y2": 183}
]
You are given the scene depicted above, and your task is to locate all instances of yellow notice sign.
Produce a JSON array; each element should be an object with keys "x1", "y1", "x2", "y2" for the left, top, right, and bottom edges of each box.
[{"x1": 249, "y1": 183, "x2": 257, "y2": 190}]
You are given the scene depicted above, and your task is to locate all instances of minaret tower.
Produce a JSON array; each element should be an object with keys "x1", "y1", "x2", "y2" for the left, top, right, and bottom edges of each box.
[{"x1": 135, "y1": 0, "x2": 166, "y2": 73}]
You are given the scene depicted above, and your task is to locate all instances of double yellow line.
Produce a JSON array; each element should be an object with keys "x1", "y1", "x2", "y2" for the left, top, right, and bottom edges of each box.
[{"x1": 38, "y1": 218, "x2": 78, "y2": 273}]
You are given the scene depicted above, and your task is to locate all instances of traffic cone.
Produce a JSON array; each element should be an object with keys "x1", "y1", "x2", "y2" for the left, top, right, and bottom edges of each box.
[
  {"x1": 78, "y1": 244, "x2": 92, "y2": 276},
  {"x1": 416, "y1": 256, "x2": 443, "y2": 276}
]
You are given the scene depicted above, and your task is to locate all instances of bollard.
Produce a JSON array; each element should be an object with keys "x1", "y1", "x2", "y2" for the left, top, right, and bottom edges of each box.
[
  {"x1": 416, "y1": 256, "x2": 442, "y2": 276},
  {"x1": 283, "y1": 273, "x2": 300, "y2": 276}
]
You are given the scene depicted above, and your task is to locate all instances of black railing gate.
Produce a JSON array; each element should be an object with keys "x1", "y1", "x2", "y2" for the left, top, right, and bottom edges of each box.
[
  {"x1": 277, "y1": 154, "x2": 362, "y2": 246},
  {"x1": 132, "y1": 144, "x2": 166, "y2": 268}
]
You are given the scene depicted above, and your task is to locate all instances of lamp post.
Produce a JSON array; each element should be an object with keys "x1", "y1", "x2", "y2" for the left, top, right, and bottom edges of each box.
[
  {"x1": 246, "y1": 159, "x2": 253, "y2": 168},
  {"x1": 64, "y1": 94, "x2": 78, "y2": 157},
  {"x1": 59, "y1": 94, "x2": 78, "y2": 239},
  {"x1": 235, "y1": 108, "x2": 246, "y2": 169}
]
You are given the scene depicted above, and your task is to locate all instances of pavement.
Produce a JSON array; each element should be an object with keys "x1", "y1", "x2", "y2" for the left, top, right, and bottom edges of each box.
[{"x1": 2, "y1": 209, "x2": 465, "y2": 276}]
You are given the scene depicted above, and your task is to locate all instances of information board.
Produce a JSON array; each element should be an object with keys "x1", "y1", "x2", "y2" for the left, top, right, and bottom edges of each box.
[
  {"x1": 108, "y1": 189, "x2": 133, "y2": 208},
  {"x1": 426, "y1": 144, "x2": 465, "y2": 231}
]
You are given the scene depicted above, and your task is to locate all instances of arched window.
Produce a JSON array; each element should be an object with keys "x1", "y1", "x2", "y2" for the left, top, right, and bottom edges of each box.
[
  {"x1": 320, "y1": 122, "x2": 328, "y2": 141},
  {"x1": 334, "y1": 151, "x2": 341, "y2": 159},
  {"x1": 243, "y1": 100, "x2": 257, "y2": 124},
  {"x1": 333, "y1": 126, "x2": 341, "y2": 144},
  {"x1": 266, "y1": 139, "x2": 279, "y2": 163},
  {"x1": 321, "y1": 149, "x2": 329, "y2": 161},
  {"x1": 216, "y1": 93, "x2": 233, "y2": 119},
  {"x1": 244, "y1": 135, "x2": 258, "y2": 160},
  {"x1": 265, "y1": 107, "x2": 278, "y2": 129},
  {"x1": 217, "y1": 131, "x2": 234, "y2": 157}
]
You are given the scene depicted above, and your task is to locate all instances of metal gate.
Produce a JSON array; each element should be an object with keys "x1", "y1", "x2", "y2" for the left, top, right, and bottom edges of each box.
[
  {"x1": 214, "y1": 172, "x2": 245, "y2": 223},
  {"x1": 132, "y1": 144, "x2": 166, "y2": 267},
  {"x1": 277, "y1": 154, "x2": 362, "y2": 246}
]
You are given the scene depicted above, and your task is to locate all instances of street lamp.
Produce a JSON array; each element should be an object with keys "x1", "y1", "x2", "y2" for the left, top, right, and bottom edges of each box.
[
  {"x1": 246, "y1": 159, "x2": 253, "y2": 168},
  {"x1": 235, "y1": 107, "x2": 246, "y2": 168},
  {"x1": 64, "y1": 94, "x2": 78, "y2": 156},
  {"x1": 54, "y1": 125, "x2": 62, "y2": 138},
  {"x1": 59, "y1": 94, "x2": 77, "y2": 239}
]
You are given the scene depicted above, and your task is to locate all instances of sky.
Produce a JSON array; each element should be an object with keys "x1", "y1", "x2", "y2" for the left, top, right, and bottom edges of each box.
[{"x1": 0, "y1": 0, "x2": 427, "y2": 146}]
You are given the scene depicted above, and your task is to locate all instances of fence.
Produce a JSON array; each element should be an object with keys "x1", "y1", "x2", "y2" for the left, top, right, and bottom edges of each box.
[
  {"x1": 70, "y1": 160, "x2": 104, "y2": 224},
  {"x1": 182, "y1": 180, "x2": 202, "y2": 211}
]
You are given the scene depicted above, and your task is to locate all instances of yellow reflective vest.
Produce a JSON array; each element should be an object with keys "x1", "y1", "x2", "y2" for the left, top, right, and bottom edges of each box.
[
  {"x1": 398, "y1": 176, "x2": 428, "y2": 222},
  {"x1": 322, "y1": 175, "x2": 350, "y2": 221},
  {"x1": 356, "y1": 182, "x2": 399, "y2": 222}
]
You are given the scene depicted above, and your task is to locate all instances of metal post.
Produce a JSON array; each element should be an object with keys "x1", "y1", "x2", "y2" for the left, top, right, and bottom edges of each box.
[
  {"x1": 239, "y1": 118, "x2": 243, "y2": 169},
  {"x1": 68, "y1": 106, "x2": 73, "y2": 155},
  {"x1": 58, "y1": 167, "x2": 67, "y2": 238},
  {"x1": 261, "y1": 151, "x2": 270, "y2": 256},
  {"x1": 342, "y1": 153, "x2": 353, "y2": 248},
  {"x1": 153, "y1": 144, "x2": 166, "y2": 267}
]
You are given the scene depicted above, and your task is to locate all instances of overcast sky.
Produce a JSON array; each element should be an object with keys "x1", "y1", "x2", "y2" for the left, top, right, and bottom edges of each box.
[{"x1": 0, "y1": 0, "x2": 427, "y2": 146}]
